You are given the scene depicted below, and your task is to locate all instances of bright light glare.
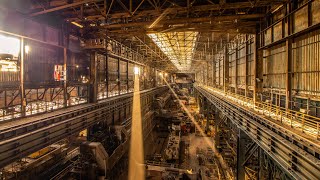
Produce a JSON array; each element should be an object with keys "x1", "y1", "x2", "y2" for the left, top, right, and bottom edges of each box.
[
  {"x1": 134, "y1": 66, "x2": 140, "y2": 75},
  {"x1": 0, "y1": 35, "x2": 20, "y2": 57},
  {"x1": 164, "y1": 73, "x2": 168, "y2": 77},
  {"x1": 159, "y1": 72, "x2": 163, "y2": 76},
  {"x1": 128, "y1": 74, "x2": 145, "y2": 180},
  {"x1": 25, "y1": 45, "x2": 30, "y2": 54}
]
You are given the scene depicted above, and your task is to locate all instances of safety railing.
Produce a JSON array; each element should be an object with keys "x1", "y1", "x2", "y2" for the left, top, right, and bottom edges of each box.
[
  {"x1": 81, "y1": 37, "x2": 145, "y2": 65},
  {"x1": 198, "y1": 84, "x2": 320, "y2": 139}
]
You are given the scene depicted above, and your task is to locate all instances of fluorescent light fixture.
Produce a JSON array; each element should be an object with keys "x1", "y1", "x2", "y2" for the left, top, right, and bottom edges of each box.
[
  {"x1": 134, "y1": 66, "x2": 140, "y2": 75},
  {"x1": 148, "y1": 31, "x2": 198, "y2": 71},
  {"x1": 71, "y1": 22, "x2": 84, "y2": 28}
]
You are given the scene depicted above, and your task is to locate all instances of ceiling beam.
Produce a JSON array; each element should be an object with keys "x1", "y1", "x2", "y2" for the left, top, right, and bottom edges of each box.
[
  {"x1": 99, "y1": 14, "x2": 263, "y2": 29},
  {"x1": 30, "y1": 0, "x2": 102, "y2": 17},
  {"x1": 64, "y1": 0, "x2": 284, "y2": 21},
  {"x1": 103, "y1": 1, "x2": 285, "y2": 19}
]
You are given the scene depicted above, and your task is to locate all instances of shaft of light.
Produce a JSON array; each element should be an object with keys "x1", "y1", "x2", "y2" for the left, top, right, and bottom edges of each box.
[
  {"x1": 128, "y1": 74, "x2": 145, "y2": 180},
  {"x1": 161, "y1": 78, "x2": 233, "y2": 179}
]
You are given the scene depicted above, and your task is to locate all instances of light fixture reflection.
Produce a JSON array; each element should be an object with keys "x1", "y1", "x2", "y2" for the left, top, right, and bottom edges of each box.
[{"x1": 128, "y1": 73, "x2": 145, "y2": 180}]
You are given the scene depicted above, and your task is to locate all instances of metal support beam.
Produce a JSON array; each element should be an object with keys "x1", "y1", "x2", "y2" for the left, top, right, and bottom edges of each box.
[
  {"x1": 253, "y1": 34, "x2": 258, "y2": 105},
  {"x1": 117, "y1": 58, "x2": 121, "y2": 95},
  {"x1": 205, "y1": 99, "x2": 210, "y2": 132},
  {"x1": 20, "y1": 38, "x2": 26, "y2": 116},
  {"x1": 223, "y1": 46, "x2": 229, "y2": 93},
  {"x1": 127, "y1": 61, "x2": 129, "y2": 92},
  {"x1": 30, "y1": 0, "x2": 101, "y2": 16},
  {"x1": 101, "y1": 14, "x2": 263, "y2": 29},
  {"x1": 244, "y1": 35, "x2": 248, "y2": 97},
  {"x1": 235, "y1": 47, "x2": 238, "y2": 94},
  {"x1": 237, "y1": 128, "x2": 251, "y2": 180},
  {"x1": 214, "y1": 107, "x2": 221, "y2": 149},
  {"x1": 106, "y1": 55, "x2": 109, "y2": 97},
  {"x1": 63, "y1": 48, "x2": 68, "y2": 107},
  {"x1": 285, "y1": 39, "x2": 292, "y2": 109},
  {"x1": 89, "y1": 52, "x2": 98, "y2": 103}
]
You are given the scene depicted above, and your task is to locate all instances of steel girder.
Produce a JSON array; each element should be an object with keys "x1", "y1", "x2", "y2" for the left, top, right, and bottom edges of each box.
[
  {"x1": 0, "y1": 86, "x2": 167, "y2": 168},
  {"x1": 195, "y1": 86, "x2": 320, "y2": 180}
]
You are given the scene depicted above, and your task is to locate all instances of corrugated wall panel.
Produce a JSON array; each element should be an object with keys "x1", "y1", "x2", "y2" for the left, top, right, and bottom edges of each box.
[
  {"x1": 237, "y1": 44, "x2": 246, "y2": 88},
  {"x1": 229, "y1": 50, "x2": 236, "y2": 87},
  {"x1": 293, "y1": 6, "x2": 308, "y2": 33},
  {"x1": 247, "y1": 36, "x2": 255, "y2": 87},
  {"x1": 292, "y1": 29, "x2": 320, "y2": 95},
  {"x1": 263, "y1": 43, "x2": 286, "y2": 89},
  {"x1": 312, "y1": 0, "x2": 320, "y2": 25}
]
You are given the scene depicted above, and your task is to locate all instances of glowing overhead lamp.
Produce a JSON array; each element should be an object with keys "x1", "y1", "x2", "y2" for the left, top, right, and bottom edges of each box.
[
  {"x1": 159, "y1": 72, "x2": 163, "y2": 76},
  {"x1": 134, "y1": 66, "x2": 140, "y2": 75},
  {"x1": 71, "y1": 22, "x2": 84, "y2": 28},
  {"x1": 164, "y1": 73, "x2": 168, "y2": 77},
  {"x1": 25, "y1": 45, "x2": 30, "y2": 54}
]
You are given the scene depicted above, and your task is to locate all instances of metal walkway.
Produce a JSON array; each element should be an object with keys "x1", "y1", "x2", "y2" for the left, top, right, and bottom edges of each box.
[{"x1": 195, "y1": 85, "x2": 320, "y2": 180}]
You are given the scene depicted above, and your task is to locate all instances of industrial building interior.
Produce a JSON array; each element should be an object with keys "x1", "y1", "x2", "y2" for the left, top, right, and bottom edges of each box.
[{"x1": 0, "y1": 0, "x2": 320, "y2": 179}]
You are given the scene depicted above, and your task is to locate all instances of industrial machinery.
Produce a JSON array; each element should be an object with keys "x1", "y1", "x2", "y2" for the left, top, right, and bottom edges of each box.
[{"x1": 164, "y1": 124, "x2": 181, "y2": 162}]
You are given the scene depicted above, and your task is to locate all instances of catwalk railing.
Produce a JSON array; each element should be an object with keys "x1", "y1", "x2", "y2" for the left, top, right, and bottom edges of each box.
[
  {"x1": 0, "y1": 86, "x2": 167, "y2": 168},
  {"x1": 195, "y1": 85, "x2": 320, "y2": 180},
  {"x1": 199, "y1": 85, "x2": 320, "y2": 139}
]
